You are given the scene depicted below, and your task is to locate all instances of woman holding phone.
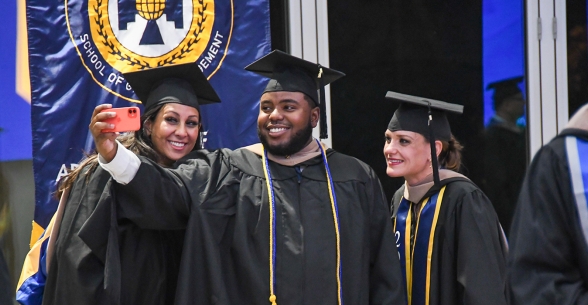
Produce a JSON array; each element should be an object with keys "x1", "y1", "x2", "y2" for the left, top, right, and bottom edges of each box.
[
  {"x1": 17, "y1": 62, "x2": 220, "y2": 305},
  {"x1": 383, "y1": 91, "x2": 508, "y2": 305}
]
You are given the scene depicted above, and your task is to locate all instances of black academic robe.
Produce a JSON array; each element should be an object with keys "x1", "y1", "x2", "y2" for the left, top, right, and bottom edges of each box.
[
  {"x1": 507, "y1": 128, "x2": 588, "y2": 305},
  {"x1": 392, "y1": 178, "x2": 508, "y2": 305},
  {"x1": 42, "y1": 165, "x2": 184, "y2": 305},
  {"x1": 113, "y1": 147, "x2": 406, "y2": 305}
]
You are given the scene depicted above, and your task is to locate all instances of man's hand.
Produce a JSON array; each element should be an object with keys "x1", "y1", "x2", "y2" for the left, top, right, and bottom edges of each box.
[{"x1": 89, "y1": 104, "x2": 118, "y2": 163}]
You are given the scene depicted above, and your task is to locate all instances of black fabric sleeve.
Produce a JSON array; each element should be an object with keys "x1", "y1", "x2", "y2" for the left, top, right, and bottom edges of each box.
[
  {"x1": 507, "y1": 141, "x2": 588, "y2": 305},
  {"x1": 367, "y1": 168, "x2": 406, "y2": 305},
  {"x1": 113, "y1": 149, "x2": 235, "y2": 230},
  {"x1": 454, "y1": 187, "x2": 508, "y2": 305},
  {"x1": 113, "y1": 157, "x2": 191, "y2": 230}
]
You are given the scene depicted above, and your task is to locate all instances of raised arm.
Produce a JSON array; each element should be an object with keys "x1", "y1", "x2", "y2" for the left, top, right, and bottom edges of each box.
[
  {"x1": 89, "y1": 104, "x2": 190, "y2": 229},
  {"x1": 90, "y1": 104, "x2": 118, "y2": 163},
  {"x1": 112, "y1": 157, "x2": 192, "y2": 229}
]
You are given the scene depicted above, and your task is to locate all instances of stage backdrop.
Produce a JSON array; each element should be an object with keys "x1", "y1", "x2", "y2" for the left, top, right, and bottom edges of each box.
[{"x1": 27, "y1": 0, "x2": 270, "y2": 234}]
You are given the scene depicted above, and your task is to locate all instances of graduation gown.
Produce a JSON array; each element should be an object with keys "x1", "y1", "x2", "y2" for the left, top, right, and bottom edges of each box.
[
  {"x1": 392, "y1": 175, "x2": 508, "y2": 305},
  {"x1": 507, "y1": 127, "x2": 588, "y2": 304},
  {"x1": 112, "y1": 147, "x2": 406, "y2": 305},
  {"x1": 42, "y1": 165, "x2": 184, "y2": 305}
]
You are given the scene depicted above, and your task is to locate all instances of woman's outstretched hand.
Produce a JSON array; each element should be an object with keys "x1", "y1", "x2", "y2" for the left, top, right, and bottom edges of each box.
[{"x1": 89, "y1": 104, "x2": 118, "y2": 163}]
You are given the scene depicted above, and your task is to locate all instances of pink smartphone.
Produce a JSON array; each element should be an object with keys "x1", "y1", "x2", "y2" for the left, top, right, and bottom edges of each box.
[{"x1": 100, "y1": 107, "x2": 140, "y2": 133}]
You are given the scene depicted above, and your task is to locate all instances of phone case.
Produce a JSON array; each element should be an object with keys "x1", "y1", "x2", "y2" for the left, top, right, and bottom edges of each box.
[{"x1": 100, "y1": 107, "x2": 141, "y2": 133}]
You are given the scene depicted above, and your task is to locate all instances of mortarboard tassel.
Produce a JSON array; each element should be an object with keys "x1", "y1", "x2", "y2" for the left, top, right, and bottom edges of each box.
[
  {"x1": 426, "y1": 101, "x2": 441, "y2": 186},
  {"x1": 318, "y1": 66, "x2": 328, "y2": 139}
]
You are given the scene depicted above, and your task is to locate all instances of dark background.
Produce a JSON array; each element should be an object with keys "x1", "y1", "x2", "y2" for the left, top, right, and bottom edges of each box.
[
  {"x1": 327, "y1": 1, "x2": 484, "y2": 201},
  {"x1": 270, "y1": 0, "x2": 485, "y2": 202},
  {"x1": 567, "y1": 0, "x2": 588, "y2": 117}
]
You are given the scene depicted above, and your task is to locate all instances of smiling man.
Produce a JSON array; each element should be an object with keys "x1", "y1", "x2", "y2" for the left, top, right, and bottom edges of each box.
[
  {"x1": 257, "y1": 91, "x2": 315, "y2": 156},
  {"x1": 92, "y1": 50, "x2": 405, "y2": 305}
]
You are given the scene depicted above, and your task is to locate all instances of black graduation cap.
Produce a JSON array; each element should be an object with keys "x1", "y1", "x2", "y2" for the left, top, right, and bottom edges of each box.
[
  {"x1": 244, "y1": 50, "x2": 345, "y2": 139},
  {"x1": 123, "y1": 62, "x2": 221, "y2": 112},
  {"x1": 386, "y1": 91, "x2": 464, "y2": 185},
  {"x1": 486, "y1": 76, "x2": 524, "y2": 109}
]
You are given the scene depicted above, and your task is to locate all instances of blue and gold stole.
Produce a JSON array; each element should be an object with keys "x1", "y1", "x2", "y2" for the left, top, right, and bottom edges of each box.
[
  {"x1": 394, "y1": 186, "x2": 446, "y2": 305},
  {"x1": 566, "y1": 136, "x2": 588, "y2": 246}
]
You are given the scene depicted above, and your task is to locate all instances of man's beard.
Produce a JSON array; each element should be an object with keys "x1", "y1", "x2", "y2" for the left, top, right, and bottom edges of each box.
[{"x1": 258, "y1": 121, "x2": 313, "y2": 156}]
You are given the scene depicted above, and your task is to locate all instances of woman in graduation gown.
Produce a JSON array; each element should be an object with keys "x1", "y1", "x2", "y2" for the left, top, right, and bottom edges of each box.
[
  {"x1": 383, "y1": 91, "x2": 508, "y2": 305},
  {"x1": 17, "y1": 62, "x2": 220, "y2": 305}
]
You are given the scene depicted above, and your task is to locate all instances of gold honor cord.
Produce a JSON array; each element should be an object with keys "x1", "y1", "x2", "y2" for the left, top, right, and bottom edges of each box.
[
  {"x1": 404, "y1": 211, "x2": 412, "y2": 305},
  {"x1": 404, "y1": 187, "x2": 446, "y2": 305},
  {"x1": 425, "y1": 186, "x2": 446, "y2": 305},
  {"x1": 261, "y1": 149, "x2": 277, "y2": 305},
  {"x1": 406, "y1": 197, "x2": 429, "y2": 305},
  {"x1": 262, "y1": 139, "x2": 343, "y2": 305},
  {"x1": 317, "y1": 139, "x2": 344, "y2": 305}
]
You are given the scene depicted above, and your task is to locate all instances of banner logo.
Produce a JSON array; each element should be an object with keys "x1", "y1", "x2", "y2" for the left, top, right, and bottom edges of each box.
[{"x1": 66, "y1": 0, "x2": 232, "y2": 102}]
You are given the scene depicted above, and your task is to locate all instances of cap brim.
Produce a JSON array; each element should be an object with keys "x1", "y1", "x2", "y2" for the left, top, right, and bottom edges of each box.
[
  {"x1": 244, "y1": 50, "x2": 345, "y2": 86},
  {"x1": 385, "y1": 91, "x2": 464, "y2": 114}
]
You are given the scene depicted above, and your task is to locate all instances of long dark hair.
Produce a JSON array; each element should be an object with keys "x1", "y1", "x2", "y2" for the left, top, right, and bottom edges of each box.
[{"x1": 57, "y1": 103, "x2": 201, "y2": 195}]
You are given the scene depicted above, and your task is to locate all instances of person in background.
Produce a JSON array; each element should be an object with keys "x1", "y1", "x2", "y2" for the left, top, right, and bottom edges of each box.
[
  {"x1": 482, "y1": 76, "x2": 527, "y2": 235},
  {"x1": 507, "y1": 103, "x2": 588, "y2": 304},
  {"x1": 91, "y1": 50, "x2": 406, "y2": 305},
  {"x1": 16, "y1": 62, "x2": 220, "y2": 305},
  {"x1": 384, "y1": 91, "x2": 508, "y2": 305}
]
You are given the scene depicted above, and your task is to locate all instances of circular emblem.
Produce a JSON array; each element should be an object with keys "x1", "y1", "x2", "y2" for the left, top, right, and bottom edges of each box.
[{"x1": 66, "y1": 0, "x2": 233, "y2": 102}]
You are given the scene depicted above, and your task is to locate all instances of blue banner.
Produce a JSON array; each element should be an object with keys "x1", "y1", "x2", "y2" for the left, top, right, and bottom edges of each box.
[
  {"x1": 28, "y1": 0, "x2": 271, "y2": 228},
  {"x1": 0, "y1": 0, "x2": 31, "y2": 162}
]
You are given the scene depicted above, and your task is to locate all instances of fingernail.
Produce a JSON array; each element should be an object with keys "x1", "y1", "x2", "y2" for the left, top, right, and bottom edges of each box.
[{"x1": 108, "y1": 124, "x2": 114, "y2": 129}]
